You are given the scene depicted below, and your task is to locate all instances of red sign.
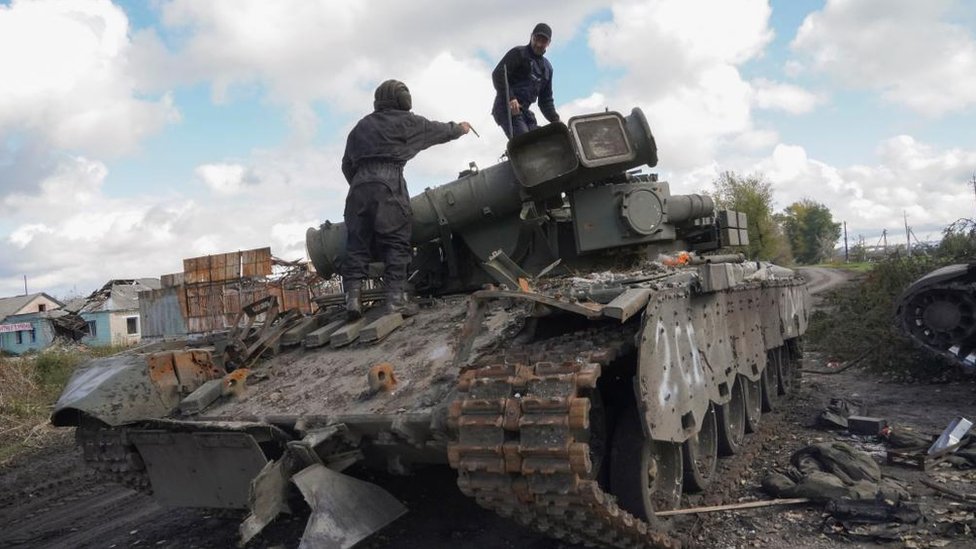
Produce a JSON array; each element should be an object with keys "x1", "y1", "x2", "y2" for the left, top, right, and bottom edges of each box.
[{"x1": 0, "y1": 322, "x2": 33, "y2": 333}]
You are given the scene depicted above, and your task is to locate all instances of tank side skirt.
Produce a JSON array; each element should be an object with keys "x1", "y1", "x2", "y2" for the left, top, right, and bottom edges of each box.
[{"x1": 637, "y1": 279, "x2": 807, "y2": 443}]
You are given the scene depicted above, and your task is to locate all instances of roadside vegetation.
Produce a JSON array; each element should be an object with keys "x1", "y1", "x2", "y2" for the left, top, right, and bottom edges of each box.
[
  {"x1": 807, "y1": 219, "x2": 976, "y2": 378},
  {"x1": 0, "y1": 343, "x2": 127, "y2": 464}
]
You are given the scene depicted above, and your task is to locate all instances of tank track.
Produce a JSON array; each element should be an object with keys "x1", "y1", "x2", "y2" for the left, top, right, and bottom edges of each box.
[
  {"x1": 448, "y1": 324, "x2": 682, "y2": 549},
  {"x1": 76, "y1": 426, "x2": 152, "y2": 494}
]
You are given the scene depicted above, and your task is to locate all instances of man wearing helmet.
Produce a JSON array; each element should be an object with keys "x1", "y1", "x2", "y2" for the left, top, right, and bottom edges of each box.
[
  {"x1": 491, "y1": 23, "x2": 560, "y2": 138},
  {"x1": 341, "y1": 80, "x2": 472, "y2": 319}
]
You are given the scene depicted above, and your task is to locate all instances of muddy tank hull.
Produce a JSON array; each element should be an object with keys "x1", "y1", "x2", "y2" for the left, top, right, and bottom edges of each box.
[
  {"x1": 896, "y1": 262, "x2": 976, "y2": 373},
  {"x1": 54, "y1": 262, "x2": 807, "y2": 549}
]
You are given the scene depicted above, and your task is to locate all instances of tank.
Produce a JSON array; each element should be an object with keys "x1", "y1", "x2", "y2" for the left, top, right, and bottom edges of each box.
[
  {"x1": 52, "y1": 108, "x2": 810, "y2": 549},
  {"x1": 896, "y1": 262, "x2": 976, "y2": 374}
]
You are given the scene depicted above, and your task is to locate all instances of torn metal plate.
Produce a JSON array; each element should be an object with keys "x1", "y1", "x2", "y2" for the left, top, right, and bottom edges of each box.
[{"x1": 292, "y1": 464, "x2": 406, "y2": 549}]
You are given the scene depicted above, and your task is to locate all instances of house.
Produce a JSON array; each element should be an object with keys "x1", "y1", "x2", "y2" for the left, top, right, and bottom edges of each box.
[
  {"x1": 0, "y1": 293, "x2": 64, "y2": 354},
  {"x1": 66, "y1": 279, "x2": 161, "y2": 347}
]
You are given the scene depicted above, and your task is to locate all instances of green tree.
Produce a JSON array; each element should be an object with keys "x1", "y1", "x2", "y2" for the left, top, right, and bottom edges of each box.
[
  {"x1": 777, "y1": 199, "x2": 842, "y2": 264},
  {"x1": 711, "y1": 171, "x2": 793, "y2": 263}
]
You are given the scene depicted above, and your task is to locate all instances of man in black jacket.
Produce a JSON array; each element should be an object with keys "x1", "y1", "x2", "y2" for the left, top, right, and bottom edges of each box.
[
  {"x1": 491, "y1": 23, "x2": 560, "y2": 138},
  {"x1": 341, "y1": 80, "x2": 471, "y2": 319}
]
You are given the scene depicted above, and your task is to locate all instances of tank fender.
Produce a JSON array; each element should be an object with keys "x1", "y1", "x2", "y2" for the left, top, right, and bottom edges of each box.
[
  {"x1": 636, "y1": 288, "x2": 716, "y2": 444},
  {"x1": 51, "y1": 350, "x2": 221, "y2": 427},
  {"x1": 637, "y1": 286, "x2": 770, "y2": 443}
]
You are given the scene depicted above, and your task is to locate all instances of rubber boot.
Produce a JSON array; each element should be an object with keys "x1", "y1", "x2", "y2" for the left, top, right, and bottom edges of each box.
[
  {"x1": 344, "y1": 281, "x2": 363, "y2": 320},
  {"x1": 383, "y1": 288, "x2": 419, "y2": 317}
]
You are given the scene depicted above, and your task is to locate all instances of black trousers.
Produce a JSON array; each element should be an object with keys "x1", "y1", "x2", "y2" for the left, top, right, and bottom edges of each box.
[{"x1": 342, "y1": 182, "x2": 412, "y2": 286}]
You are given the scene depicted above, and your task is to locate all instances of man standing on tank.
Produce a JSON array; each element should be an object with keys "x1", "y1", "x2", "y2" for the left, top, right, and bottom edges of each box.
[
  {"x1": 341, "y1": 80, "x2": 471, "y2": 320},
  {"x1": 491, "y1": 23, "x2": 560, "y2": 138}
]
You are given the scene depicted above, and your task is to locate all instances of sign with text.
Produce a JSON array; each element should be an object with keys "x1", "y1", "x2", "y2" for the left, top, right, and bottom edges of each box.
[{"x1": 0, "y1": 322, "x2": 33, "y2": 333}]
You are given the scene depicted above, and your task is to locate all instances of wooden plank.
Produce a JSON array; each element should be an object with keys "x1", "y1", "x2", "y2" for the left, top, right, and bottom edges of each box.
[
  {"x1": 603, "y1": 288, "x2": 651, "y2": 322},
  {"x1": 360, "y1": 313, "x2": 403, "y2": 343},
  {"x1": 305, "y1": 319, "x2": 348, "y2": 348},
  {"x1": 281, "y1": 315, "x2": 330, "y2": 346},
  {"x1": 331, "y1": 319, "x2": 366, "y2": 348}
]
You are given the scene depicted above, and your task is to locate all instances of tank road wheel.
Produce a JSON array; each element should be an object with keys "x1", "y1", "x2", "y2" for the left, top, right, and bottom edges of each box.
[
  {"x1": 761, "y1": 352, "x2": 780, "y2": 413},
  {"x1": 776, "y1": 346, "x2": 798, "y2": 395},
  {"x1": 610, "y1": 407, "x2": 684, "y2": 521},
  {"x1": 682, "y1": 403, "x2": 718, "y2": 492},
  {"x1": 742, "y1": 374, "x2": 763, "y2": 434},
  {"x1": 716, "y1": 378, "x2": 746, "y2": 456}
]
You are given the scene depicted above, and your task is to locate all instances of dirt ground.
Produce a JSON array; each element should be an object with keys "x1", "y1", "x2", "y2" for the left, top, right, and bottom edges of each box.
[{"x1": 2, "y1": 269, "x2": 975, "y2": 549}]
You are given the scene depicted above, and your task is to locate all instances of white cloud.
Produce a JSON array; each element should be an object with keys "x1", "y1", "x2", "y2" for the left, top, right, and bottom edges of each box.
[
  {"x1": 752, "y1": 136, "x2": 976, "y2": 240},
  {"x1": 585, "y1": 0, "x2": 775, "y2": 170},
  {"x1": 0, "y1": 0, "x2": 179, "y2": 158},
  {"x1": 751, "y1": 78, "x2": 820, "y2": 114},
  {"x1": 791, "y1": 0, "x2": 976, "y2": 116},
  {"x1": 195, "y1": 163, "x2": 248, "y2": 195}
]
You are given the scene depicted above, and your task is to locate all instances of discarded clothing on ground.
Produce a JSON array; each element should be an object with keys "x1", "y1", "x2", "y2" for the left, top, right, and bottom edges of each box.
[
  {"x1": 762, "y1": 442, "x2": 908, "y2": 502},
  {"x1": 822, "y1": 499, "x2": 923, "y2": 541},
  {"x1": 817, "y1": 397, "x2": 866, "y2": 430}
]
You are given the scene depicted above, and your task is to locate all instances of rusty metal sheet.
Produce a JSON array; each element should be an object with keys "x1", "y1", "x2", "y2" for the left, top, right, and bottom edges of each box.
[
  {"x1": 183, "y1": 256, "x2": 211, "y2": 284},
  {"x1": 147, "y1": 352, "x2": 180, "y2": 403},
  {"x1": 242, "y1": 247, "x2": 272, "y2": 278},
  {"x1": 172, "y1": 350, "x2": 222, "y2": 394},
  {"x1": 211, "y1": 251, "x2": 242, "y2": 283}
]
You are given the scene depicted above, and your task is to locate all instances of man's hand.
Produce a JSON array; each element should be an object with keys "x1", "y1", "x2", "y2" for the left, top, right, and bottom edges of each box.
[
  {"x1": 509, "y1": 98, "x2": 521, "y2": 115},
  {"x1": 459, "y1": 121, "x2": 472, "y2": 134}
]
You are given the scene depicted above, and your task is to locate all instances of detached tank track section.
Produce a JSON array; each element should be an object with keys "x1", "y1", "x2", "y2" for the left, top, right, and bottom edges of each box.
[
  {"x1": 76, "y1": 426, "x2": 152, "y2": 494},
  {"x1": 448, "y1": 324, "x2": 683, "y2": 549}
]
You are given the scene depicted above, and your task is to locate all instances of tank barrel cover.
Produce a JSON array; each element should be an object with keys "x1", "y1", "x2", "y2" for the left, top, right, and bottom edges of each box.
[{"x1": 307, "y1": 107, "x2": 723, "y2": 292}]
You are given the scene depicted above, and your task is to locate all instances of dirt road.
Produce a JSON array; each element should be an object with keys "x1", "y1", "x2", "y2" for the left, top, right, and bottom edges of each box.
[{"x1": 2, "y1": 267, "x2": 973, "y2": 549}]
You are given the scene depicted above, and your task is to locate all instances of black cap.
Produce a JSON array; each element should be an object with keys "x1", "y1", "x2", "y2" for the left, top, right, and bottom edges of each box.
[{"x1": 532, "y1": 23, "x2": 552, "y2": 40}]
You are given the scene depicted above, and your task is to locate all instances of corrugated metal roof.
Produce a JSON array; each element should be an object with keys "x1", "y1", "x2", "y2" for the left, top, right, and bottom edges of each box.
[{"x1": 76, "y1": 279, "x2": 161, "y2": 313}]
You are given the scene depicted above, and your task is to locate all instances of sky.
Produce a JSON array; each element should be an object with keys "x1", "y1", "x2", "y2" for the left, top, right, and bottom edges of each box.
[{"x1": 2, "y1": 0, "x2": 976, "y2": 299}]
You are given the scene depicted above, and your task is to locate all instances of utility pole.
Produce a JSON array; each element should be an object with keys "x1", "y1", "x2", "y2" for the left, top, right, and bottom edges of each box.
[
  {"x1": 843, "y1": 221, "x2": 849, "y2": 262},
  {"x1": 972, "y1": 172, "x2": 976, "y2": 214},
  {"x1": 23, "y1": 275, "x2": 28, "y2": 295},
  {"x1": 904, "y1": 211, "x2": 912, "y2": 257},
  {"x1": 883, "y1": 229, "x2": 888, "y2": 254}
]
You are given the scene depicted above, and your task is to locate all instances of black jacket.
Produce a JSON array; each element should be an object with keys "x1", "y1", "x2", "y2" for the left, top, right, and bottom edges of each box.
[
  {"x1": 491, "y1": 45, "x2": 558, "y2": 122},
  {"x1": 341, "y1": 109, "x2": 464, "y2": 192}
]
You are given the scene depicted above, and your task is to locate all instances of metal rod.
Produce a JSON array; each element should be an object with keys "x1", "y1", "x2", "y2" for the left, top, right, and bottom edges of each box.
[
  {"x1": 503, "y1": 66, "x2": 514, "y2": 140},
  {"x1": 654, "y1": 498, "x2": 812, "y2": 517}
]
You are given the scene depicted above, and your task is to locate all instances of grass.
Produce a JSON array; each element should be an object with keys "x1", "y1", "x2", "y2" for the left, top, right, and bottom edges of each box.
[{"x1": 0, "y1": 345, "x2": 112, "y2": 464}]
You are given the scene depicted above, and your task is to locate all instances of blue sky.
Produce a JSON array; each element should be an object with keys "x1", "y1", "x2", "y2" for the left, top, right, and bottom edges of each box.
[{"x1": 2, "y1": 0, "x2": 975, "y2": 298}]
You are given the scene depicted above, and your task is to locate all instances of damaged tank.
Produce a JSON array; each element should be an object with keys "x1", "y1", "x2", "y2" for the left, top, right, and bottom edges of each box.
[
  {"x1": 896, "y1": 262, "x2": 976, "y2": 374},
  {"x1": 52, "y1": 107, "x2": 810, "y2": 549}
]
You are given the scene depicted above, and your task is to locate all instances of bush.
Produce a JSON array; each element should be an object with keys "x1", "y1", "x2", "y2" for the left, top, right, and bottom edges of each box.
[{"x1": 0, "y1": 347, "x2": 95, "y2": 462}]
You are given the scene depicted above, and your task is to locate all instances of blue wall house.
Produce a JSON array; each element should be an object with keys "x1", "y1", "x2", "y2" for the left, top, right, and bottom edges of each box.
[
  {"x1": 66, "y1": 279, "x2": 160, "y2": 347},
  {"x1": 0, "y1": 293, "x2": 64, "y2": 355}
]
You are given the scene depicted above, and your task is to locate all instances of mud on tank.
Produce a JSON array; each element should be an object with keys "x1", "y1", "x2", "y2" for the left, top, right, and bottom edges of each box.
[{"x1": 52, "y1": 107, "x2": 810, "y2": 549}]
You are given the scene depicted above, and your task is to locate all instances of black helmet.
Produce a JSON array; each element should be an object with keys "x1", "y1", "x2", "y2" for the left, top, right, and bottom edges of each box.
[{"x1": 374, "y1": 79, "x2": 412, "y2": 111}]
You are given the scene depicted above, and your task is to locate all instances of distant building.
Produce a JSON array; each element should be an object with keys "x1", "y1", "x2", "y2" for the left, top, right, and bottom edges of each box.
[
  {"x1": 66, "y1": 279, "x2": 161, "y2": 347},
  {"x1": 0, "y1": 293, "x2": 64, "y2": 354}
]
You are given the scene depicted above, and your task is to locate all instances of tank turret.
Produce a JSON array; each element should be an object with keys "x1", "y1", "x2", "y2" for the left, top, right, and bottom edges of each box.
[{"x1": 307, "y1": 108, "x2": 738, "y2": 293}]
